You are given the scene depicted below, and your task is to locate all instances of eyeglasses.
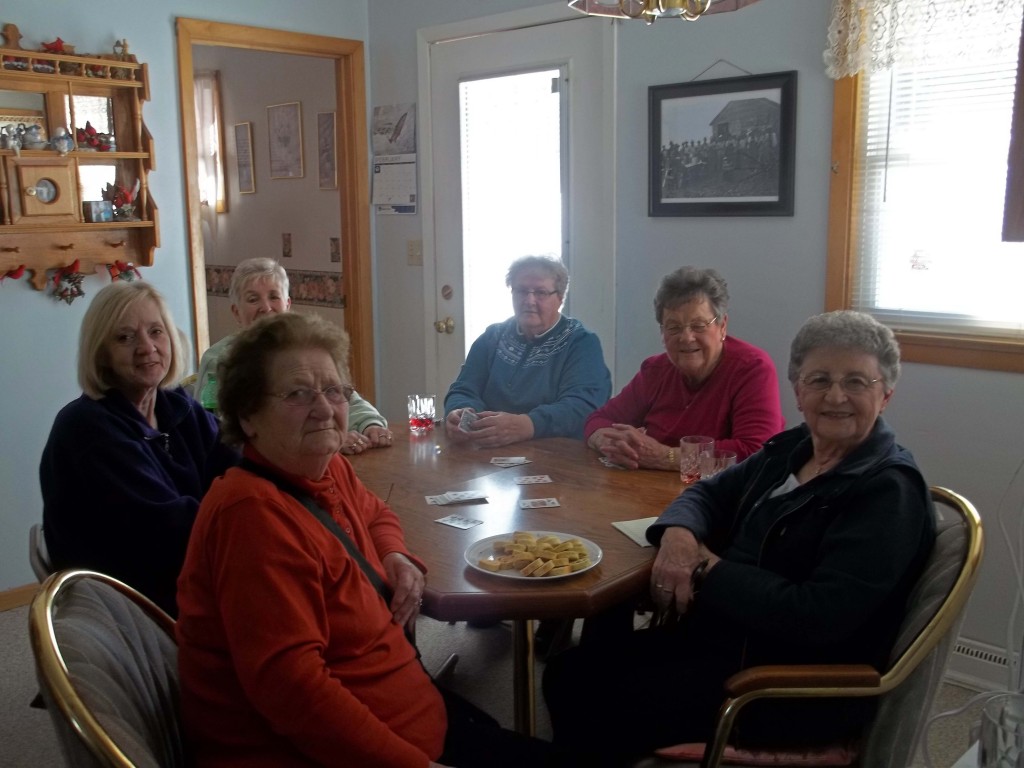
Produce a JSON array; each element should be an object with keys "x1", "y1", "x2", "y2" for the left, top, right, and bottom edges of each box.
[
  {"x1": 511, "y1": 288, "x2": 560, "y2": 299},
  {"x1": 660, "y1": 316, "x2": 719, "y2": 336},
  {"x1": 799, "y1": 374, "x2": 881, "y2": 394},
  {"x1": 269, "y1": 384, "x2": 354, "y2": 407}
]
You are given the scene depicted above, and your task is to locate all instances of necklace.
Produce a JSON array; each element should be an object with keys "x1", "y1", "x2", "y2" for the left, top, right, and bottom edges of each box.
[{"x1": 814, "y1": 456, "x2": 837, "y2": 475}]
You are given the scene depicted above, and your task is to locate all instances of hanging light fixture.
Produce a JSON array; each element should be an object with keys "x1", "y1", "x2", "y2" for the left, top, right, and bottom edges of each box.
[{"x1": 568, "y1": 0, "x2": 760, "y2": 24}]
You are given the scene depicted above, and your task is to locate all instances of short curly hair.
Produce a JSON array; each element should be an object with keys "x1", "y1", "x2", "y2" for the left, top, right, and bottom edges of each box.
[
  {"x1": 653, "y1": 267, "x2": 729, "y2": 325},
  {"x1": 505, "y1": 255, "x2": 569, "y2": 297},
  {"x1": 78, "y1": 281, "x2": 186, "y2": 399},
  {"x1": 788, "y1": 310, "x2": 901, "y2": 388},
  {"x1": 217, "y1": 312, "x2": 351, "y2": 446},
  {"x1": 228, "y1": 257, "x2": 289, "y2": 306}
]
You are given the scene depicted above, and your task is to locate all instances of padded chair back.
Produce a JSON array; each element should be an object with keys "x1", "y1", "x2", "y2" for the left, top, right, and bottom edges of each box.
[
  {"x1": 632, "y1": 485, "x2": 984, "y2": 768},
  {"x1": 28, "y1": 569, "x2": 187, "y2": 768},
  {"x1": 29, "y1": 523, "x2": 54, "y2": 582},
  {"x1": 857, "y1": 486, "x2": 983, "y2": 766}
]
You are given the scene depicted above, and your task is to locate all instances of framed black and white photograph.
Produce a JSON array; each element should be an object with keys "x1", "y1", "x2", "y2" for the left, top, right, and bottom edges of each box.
[
  {"x1": 233, "y1": 122, "x2": 255, "y2": 194},
  {"x1": 649, "y1": 71, "x2": 796, "y2": 217},
  {"x1": 267, "y1": 101, "x2": 304, "y2": 179},
  {"x1": 317, "y1": 111, "x2": 337, "y2": 190}
]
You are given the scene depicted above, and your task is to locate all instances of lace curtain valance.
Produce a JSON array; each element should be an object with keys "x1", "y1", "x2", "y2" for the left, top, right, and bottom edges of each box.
[{"x1": 824, "y1": 0, "x2": 1024, "y2": 80}]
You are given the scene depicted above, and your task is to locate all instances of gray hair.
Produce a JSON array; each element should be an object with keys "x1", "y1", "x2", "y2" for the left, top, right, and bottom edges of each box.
[
  {"x1": 505, "y1": 255, "x2": 569, "y2": 297},
  {"x1": 217, "y1": 312, "x2": 350, "y2": 447},
  {"x1": 78, "y1": 281, "x2": 186, "y2": 399},
  {"x1": 228, "y1": 257, "x2": 289, "y2": 305},
  {"x1": 653, "y1": 267, "x2": 729, "y2": 324},
  {"x1": 788, "y1": 310, "x2": 901, "y2": 388}
]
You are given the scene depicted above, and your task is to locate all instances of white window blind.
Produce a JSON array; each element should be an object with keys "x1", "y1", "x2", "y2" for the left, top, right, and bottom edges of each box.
[{"x1": 851, "y1": 1, "x2": 1024, "y2": 339}]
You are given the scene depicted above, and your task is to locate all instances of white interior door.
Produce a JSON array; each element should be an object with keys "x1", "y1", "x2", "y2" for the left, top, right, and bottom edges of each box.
[{"x1": 420, "y1": 10, "x2": 615, "y2": 402}]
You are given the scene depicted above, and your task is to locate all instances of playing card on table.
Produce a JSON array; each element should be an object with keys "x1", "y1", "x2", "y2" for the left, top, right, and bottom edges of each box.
[
  {"x1": 518, "y1": 497, "x2": 560, "y2": 509},
  {"x1": 442, "y1": 490, "x2": 488, "y2": 504},
  {"x1": 435, "y1": 514, "x2": 484, "y2": 529},
  {"x1": 425, "y1": 490, "x2": 488, "y2": 506},
  {"x1": 490, "y1": 456, "x2": 531, "y2": 467},
  {"x1": 513, "y1": 475, "x2": 553, "y2": 485}
]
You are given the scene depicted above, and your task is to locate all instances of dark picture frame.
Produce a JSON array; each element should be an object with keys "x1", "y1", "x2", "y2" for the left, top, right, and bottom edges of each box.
[{"x1": 649, "y1": 70, "x2": 797, "y2": 217}]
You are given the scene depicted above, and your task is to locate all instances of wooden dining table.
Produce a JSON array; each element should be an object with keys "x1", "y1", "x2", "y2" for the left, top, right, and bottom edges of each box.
[{"x1": 349, "y1": 424, "x2": 684, "y2": 735}]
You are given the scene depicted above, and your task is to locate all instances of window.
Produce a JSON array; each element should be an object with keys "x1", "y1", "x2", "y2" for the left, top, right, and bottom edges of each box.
[
  {"x1": 827, "y1": 2, "x2": 1024, "y2": 372},
  {"x1": 193, "y1": 71, "x2": 226, "y2": 213}
]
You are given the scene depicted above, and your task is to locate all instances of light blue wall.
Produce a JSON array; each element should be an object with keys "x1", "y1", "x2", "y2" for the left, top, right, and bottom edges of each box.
[
  {"x1": 0, "y1": 0, "x2": 368, "y2": 589},
  {"x1": 4, "y1": 0, "x2": 1022, "y2": 674},
  {"x1": 366, "y1": 0, "x2": 1024, "y2": 668}
]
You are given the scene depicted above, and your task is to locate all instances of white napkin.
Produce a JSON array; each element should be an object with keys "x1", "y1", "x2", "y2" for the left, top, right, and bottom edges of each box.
[{"x1": 611, "y1": 516, "x2": 658, "y2": 548}]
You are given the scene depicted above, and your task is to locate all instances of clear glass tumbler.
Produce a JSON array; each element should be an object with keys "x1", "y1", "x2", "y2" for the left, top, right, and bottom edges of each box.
[
  {"x1": 979, "y1": 692, "x2": 1024, "y2": 768},
  {"x1": 679, "y1": 436, "x2": 715, "y2": 484},
  {"x1": 407, "y1": 394, "x2": 436, "y2": 435}
]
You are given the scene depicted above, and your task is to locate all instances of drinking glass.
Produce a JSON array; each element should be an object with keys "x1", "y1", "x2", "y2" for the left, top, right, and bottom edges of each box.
[
  {"x1": 698, "y1": 449, "x2": 737, "y2": 480},
  {"x1": 407, "y1": 394, "x2": 436, "y2": 435},
  {"x1": 679, "y1": 436, "x2": 715, "y2": 484},
  {"x1": 979, "y1": 692, "x2": 1024, "y2": 768}
]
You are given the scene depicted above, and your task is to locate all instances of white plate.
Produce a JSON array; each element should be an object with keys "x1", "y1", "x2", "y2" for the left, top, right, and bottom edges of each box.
[{"x1": 465, "y1": 531, "x2": 602, "y2": 580}]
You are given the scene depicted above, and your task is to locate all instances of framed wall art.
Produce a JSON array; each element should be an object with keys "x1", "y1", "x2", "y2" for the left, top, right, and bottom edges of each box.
[
  {"x1": 317, "y1": 111, "x2": 337, "y2": 190},
  {"x1": 267, "y1": 101, "x2": 304, "y2": 179},
  {"x1": 233, "y1": 122, "x2": 255, "y2": 194},
  {"x1": 648, "y1": 70, "x2": 796, "y2": 217}
]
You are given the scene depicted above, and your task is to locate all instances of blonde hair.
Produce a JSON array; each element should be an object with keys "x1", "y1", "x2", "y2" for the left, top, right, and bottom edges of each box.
[{"x1": 78, "y1": 282, "x2": 186, "y2": 399}]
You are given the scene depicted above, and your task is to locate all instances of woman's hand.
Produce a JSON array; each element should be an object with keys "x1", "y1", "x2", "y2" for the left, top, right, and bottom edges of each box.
[
  {"x1": 465, "y1": 411, "x2": 534, "y2": 448},
  {"x1": 339, "y1": 430, "x2": 369, "y2": 455},
  {"x1": 382, "y1": 552, "x2": 425, "y2": 631},
  {"x1": 361, "y1": 425, "x2": 393, "y2": 448},
  {"x1": 590, "y1": 424, "x2": 673, "y2": 470},
  {"x1": 445, "y1": 409, "x2": 472, "y2": 442},
  {"x1": 651, "y1": 527, "x2": 717, "y2": 613}
]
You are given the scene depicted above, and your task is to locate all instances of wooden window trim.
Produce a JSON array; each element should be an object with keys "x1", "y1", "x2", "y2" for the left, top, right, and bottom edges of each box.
[{"x1": 826, "y1": 75, "x2": 1024, "y2": 374}]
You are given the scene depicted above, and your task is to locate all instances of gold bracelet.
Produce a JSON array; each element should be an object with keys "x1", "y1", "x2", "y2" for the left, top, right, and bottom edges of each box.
[{"x1": 666, "y1": 448, "x2": 676, "y2": 466}]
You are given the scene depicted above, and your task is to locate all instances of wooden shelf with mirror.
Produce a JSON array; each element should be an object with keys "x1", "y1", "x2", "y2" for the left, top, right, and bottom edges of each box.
[{"x1": 0, "y1": 36, "x2": 158, "y2": 290}]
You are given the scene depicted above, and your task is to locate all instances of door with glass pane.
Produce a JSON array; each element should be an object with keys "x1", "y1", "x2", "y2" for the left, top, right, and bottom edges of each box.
[{"x1": 426, "y1": 16, "x2": 614, "y2": 400}]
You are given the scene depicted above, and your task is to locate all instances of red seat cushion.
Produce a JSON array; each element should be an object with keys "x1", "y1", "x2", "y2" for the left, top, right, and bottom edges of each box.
[{"x1": 653, "y1": 742, "x2": 858, "y2": 766}]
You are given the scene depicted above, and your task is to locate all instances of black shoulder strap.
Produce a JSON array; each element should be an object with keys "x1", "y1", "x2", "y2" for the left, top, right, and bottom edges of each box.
[{"x1": 239, "y1": 458, "x2": 394, "y2": 605}]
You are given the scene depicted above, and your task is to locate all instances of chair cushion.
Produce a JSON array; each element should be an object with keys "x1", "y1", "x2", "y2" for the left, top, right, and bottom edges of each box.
[{"x1": 653, "y1": 742, "x2": 857, "y2": 766}]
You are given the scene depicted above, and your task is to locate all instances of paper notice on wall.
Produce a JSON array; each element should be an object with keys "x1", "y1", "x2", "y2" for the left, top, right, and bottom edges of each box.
[
  {"x1": 372, "y1": 153, "x2": 417, "y2": 214},
  {"x1": 372, "y1": 103, "x2": 417, "y2": 214}
]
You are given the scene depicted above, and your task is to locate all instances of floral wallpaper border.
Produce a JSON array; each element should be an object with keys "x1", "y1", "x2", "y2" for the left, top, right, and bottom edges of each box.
[{"x1": 205, "y1": 265, "x2": 345, "y2": 309}]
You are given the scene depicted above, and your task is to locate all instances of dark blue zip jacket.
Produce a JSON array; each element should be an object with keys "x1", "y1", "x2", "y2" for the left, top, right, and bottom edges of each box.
[{"x1": 648, "y1": 418, "x2": 935, "y2": 673}]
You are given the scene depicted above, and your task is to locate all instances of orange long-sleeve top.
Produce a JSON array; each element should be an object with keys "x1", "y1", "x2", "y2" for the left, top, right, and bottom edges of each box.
[{"x1": 176, "y1": 448, "x2": 446, "y2": 768}]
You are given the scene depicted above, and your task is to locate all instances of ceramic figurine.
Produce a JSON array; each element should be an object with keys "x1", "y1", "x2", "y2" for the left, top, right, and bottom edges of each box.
[{"x1": 51, "y1": 127, "x2": 74, "y2": 156}]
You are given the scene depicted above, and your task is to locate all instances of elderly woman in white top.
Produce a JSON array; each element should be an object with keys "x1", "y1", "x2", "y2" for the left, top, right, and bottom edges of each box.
[{"x1": 195, "y1": 257, "x2": 391, "y2": 453}]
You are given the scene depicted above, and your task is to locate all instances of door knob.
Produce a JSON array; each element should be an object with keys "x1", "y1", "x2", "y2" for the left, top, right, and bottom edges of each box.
[{"x1": 434, "y1": 317, "x2": 455, "y2": 334}]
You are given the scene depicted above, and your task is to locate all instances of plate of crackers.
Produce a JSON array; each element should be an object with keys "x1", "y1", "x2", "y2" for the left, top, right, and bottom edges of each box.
[{"x1": 465, "y1": 531, "x2": 602, "y2": 580}]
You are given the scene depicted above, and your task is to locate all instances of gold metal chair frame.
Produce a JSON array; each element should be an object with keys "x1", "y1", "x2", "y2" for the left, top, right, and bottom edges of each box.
[
  {"x1": 29, "y1": 569, "x2": 177, "y2": 768},
  {"x1": 691, "y1": 485, "x2": 984, "y2": 768}
]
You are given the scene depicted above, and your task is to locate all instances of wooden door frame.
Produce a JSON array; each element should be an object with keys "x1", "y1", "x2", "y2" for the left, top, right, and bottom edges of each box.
[{"x1": 175, "y1": 18, "x2": 375, "y2": 398}]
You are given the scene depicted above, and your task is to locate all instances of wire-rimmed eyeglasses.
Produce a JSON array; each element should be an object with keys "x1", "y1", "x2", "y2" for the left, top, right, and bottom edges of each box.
[
  {"x1": 798, "y1": 374, "x2": 881, "y2": 394},
  {"x1": 511, "y1": 288, "x2": 560, "y2": 299},
  {"x1": 268, "y1": 384, "x2": 355, "y2": 407},
  {"x1": 660, "y1": 316, "x2": 719, "y2": 336}
]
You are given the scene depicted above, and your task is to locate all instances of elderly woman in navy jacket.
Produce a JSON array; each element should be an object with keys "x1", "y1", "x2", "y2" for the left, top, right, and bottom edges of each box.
[
  {"x1": 543, "y1": 310, "x2": 935, "y2": 765},
  {"x1": 40, "y1": 281, "x2": 238, "y2": 617}
]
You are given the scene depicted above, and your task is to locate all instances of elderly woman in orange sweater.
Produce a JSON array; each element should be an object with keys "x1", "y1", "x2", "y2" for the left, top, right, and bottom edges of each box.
[{"x1": 176, "y1": 311, "x2": 556, "y2": 768}]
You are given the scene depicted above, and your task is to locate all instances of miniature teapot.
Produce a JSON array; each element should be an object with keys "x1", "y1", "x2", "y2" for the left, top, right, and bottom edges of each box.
[{"x1": 22, "y1": 123, "x2": 46, "y2": 150}]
